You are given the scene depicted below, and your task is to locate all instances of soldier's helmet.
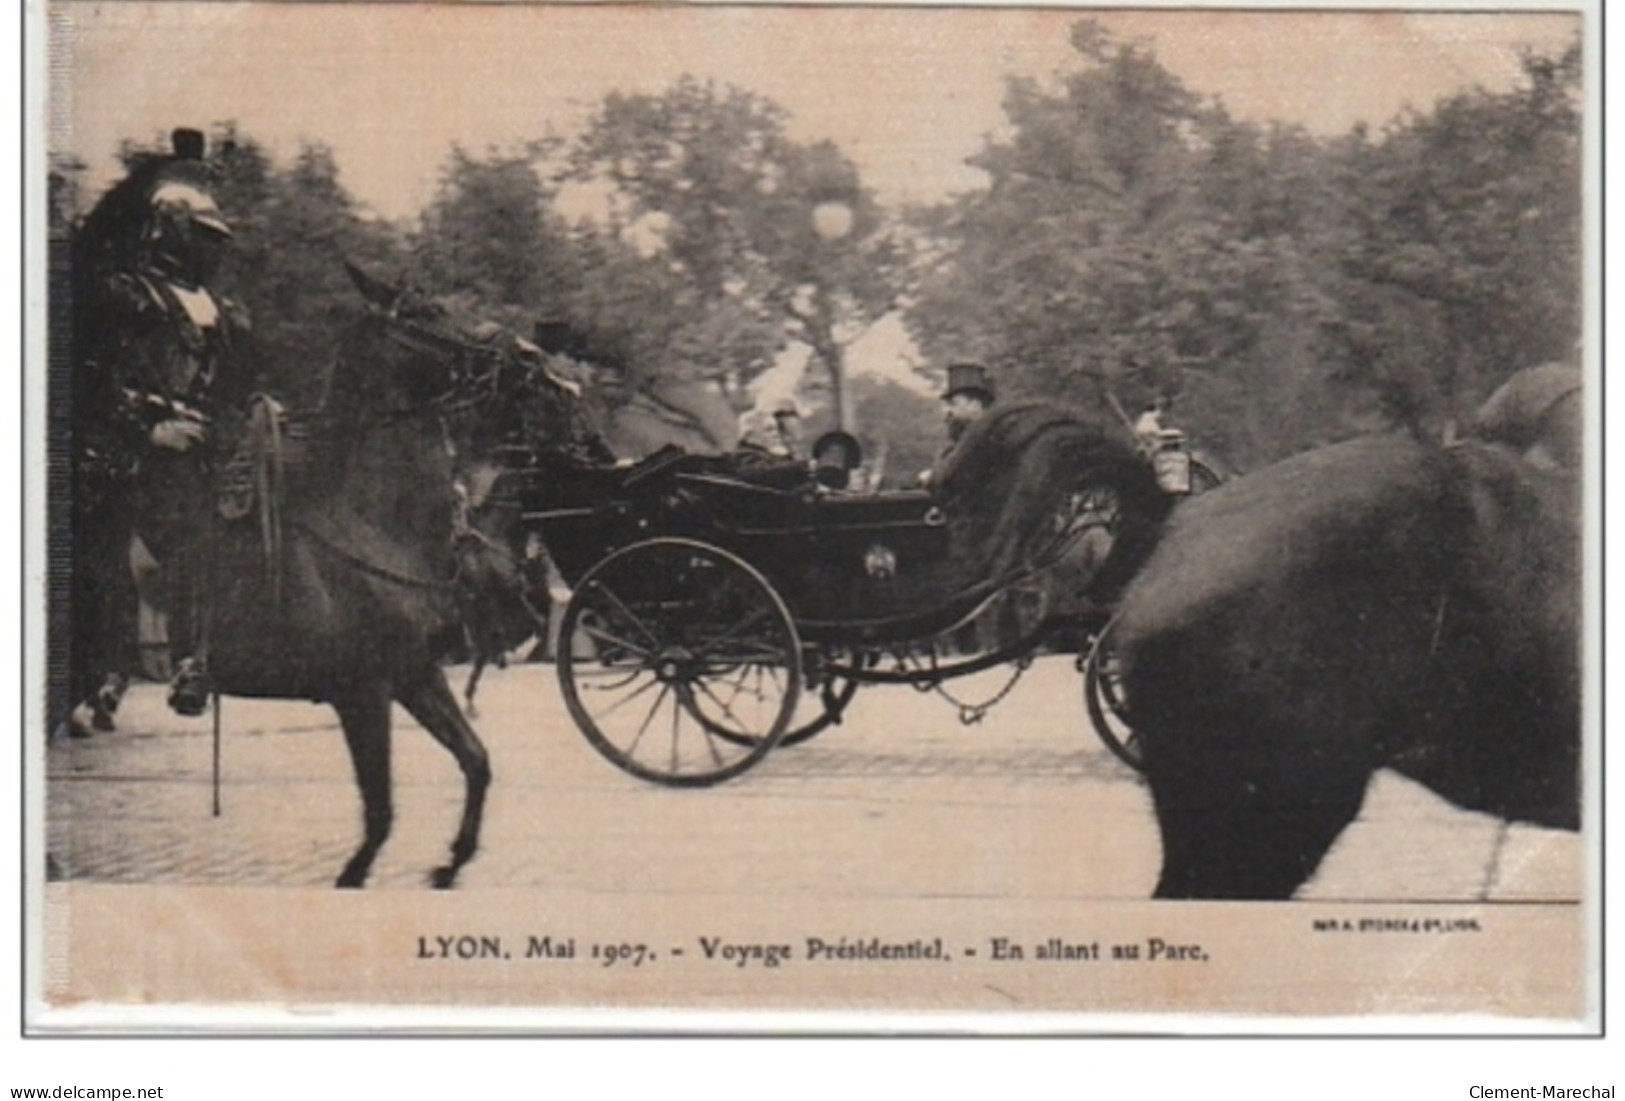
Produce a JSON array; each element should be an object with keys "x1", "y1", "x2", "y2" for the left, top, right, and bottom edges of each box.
[{"x1": 143, "y1": 129, "x2": 233, "y2": 281}]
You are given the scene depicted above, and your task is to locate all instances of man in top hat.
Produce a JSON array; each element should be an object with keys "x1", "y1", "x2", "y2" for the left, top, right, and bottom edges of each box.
[
  {"x1": 810, "y1": 430, "x2": 863, "y2": 491},
  {"x1": 942, "y1": 362, "x2": 995, "y2": 447}
]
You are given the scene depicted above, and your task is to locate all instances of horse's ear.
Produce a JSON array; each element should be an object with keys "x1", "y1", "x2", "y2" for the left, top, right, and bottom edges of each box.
[{"x1": 344, "y1": 260, "x2": 399, "y2": 309}]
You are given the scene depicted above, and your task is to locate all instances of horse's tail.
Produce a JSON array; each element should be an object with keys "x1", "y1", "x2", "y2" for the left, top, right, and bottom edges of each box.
[
  {"x1": 1078, "y1": 450, "x2": 1175, "y2": 608},
  {"x1": 939, "y1": 401, "x2": 1173, "y2": 597}
]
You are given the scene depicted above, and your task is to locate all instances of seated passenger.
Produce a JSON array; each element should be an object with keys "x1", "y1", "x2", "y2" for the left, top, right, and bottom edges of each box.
[{"x1": 810, "y1": 431, "x2": 863, "y2": 491}]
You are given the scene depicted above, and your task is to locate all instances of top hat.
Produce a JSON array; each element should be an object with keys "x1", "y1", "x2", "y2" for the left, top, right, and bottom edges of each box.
[
  {"x1": 812, "y1": 431, "x2": 863, "y2": 489},
  {"x1": 533, "y1": 320, "x2": 587, "y2": 360},
  {"x1": 812, "y1": 430, "x2": 862, "y2": 468},
  {"x1": 171, "y1": 128, "x2": 207, "y2": 161},
  {"x1": 944, "y1": 362, "x2": 994, "y2": 404}
]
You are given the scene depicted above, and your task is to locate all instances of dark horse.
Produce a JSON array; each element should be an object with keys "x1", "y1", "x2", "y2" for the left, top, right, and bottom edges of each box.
[
  {"x1": 452, "y1": 464, "x2": 554, "y2": 718},
  {"x1": 1112, "y1": 410, "x2": 1580, "y2": 898},
  {"x1": 81, "y1": 263, "x2": 562, "y2": 887}
]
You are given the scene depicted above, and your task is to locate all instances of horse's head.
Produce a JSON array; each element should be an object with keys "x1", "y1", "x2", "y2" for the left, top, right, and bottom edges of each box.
[
  {"x1": 332, "y1": 262, "x2": 522, "y2": 422},
  {"x1": 333, "y1": 262, "x2": 611, "y2": 474}
]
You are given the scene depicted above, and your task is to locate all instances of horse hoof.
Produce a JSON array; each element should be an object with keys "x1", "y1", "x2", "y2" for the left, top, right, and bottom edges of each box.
[
  {"x1": 429, "y1": 865, "x2": 459, "y2": 890},
  {"x1": 334, "y1": 869, "x2": 367, "y2": 889},
  {"x1": 58, "y1": 706, "x2": 98, "y2": 740}
]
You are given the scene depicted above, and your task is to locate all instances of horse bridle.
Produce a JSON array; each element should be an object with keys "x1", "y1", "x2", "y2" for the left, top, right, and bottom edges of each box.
[{"x1": 377, "y1": 312, "x2": 511, "y2": 415}]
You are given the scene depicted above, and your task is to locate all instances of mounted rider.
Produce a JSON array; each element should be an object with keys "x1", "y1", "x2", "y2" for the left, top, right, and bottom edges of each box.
[{"x1": 72, "y1": 127, "x2": 248, "y2": 720}]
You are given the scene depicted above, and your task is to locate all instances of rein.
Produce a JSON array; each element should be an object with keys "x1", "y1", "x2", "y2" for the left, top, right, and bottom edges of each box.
[
  {"x1": 291, "y1": 517, "x2": 462, "y2": 592},
  {"x1": 247, "y1": 394, "x2": 286, "y2": 603}
]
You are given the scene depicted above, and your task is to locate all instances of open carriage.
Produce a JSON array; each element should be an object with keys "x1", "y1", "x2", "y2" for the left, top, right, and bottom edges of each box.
[{"x1": 484, "y1": 421, "x2": 1219, "y2": 785}]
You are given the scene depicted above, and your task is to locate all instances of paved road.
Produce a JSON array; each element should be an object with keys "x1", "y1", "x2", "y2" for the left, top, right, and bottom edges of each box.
[{"x1": 45, "y1": 657, "x2": 1581, "y2": 902}]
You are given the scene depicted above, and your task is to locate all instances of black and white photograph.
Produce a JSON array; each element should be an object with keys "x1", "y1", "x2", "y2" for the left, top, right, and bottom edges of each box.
[{"x1": 23, "y1": 0, "x2": 1598, "y2": 1040}]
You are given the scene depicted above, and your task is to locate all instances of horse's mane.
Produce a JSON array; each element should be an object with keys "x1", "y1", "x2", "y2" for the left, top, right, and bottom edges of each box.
[
  {"x1": 933, "y1": 400, "x2": 1132, "y2": 496},
  {"x1": 927, "y1": 399, "x2": 1169, "y2": 602},
  {"x1": 1472, "y1": 363, "x2": 1582, "y2": 456}
]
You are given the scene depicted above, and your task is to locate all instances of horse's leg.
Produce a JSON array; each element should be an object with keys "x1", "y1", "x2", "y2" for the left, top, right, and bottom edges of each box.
[
  {"x1": 332, "y1": 682, "x2": 395, "y2": 889},
  {"x1": 1148, "y1": 751, "x2": 1372, "y2": 900},
  {"x1": 464, "y1": 654, "x2": 485, "y2": 718},
  {"x1": 396, "y1": 665, "x2": 492, "y2": 889}
]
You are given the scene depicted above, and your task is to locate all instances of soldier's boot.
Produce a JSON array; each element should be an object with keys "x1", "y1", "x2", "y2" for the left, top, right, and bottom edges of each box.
[
  {"x1": 167, "y1": 657, "x2": 212, "y2": 717},
  {"x1": 92, "y1": 672, "x2": 128, "y2": 732},
  {"x1": 165, "y1": 570, "x2": 212, "y2": 717}
]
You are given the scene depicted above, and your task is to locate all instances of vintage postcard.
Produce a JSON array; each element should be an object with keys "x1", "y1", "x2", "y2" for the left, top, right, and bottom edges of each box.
[{"x1": 26, "y1": 1, "x2": 1598, "y2": 1033}]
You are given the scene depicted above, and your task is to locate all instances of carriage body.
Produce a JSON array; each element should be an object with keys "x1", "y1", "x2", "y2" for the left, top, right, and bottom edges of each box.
[
  {"x1": 500, "y1": 452, "x2": 968, "y2": 646},
  {"x1": 484, "y1": 449, "x2": 1064, "y2": 785}
]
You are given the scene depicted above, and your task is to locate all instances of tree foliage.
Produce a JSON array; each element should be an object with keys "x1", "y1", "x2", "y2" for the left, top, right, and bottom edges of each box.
[
  {"x1": 906, "y1": 23, "x2": 1582, "y2": 468},
  {"x1": 568, "y1": 77, "x2": 907, "y2": 418},
  {"x1": 65, "y1": 28, "x2": 1582, "y2": 468}
]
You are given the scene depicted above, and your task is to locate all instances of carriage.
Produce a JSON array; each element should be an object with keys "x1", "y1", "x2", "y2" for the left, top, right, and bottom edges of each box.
[{"x1": 483, "y1": 428, "x2": 1219, "y2": 786}]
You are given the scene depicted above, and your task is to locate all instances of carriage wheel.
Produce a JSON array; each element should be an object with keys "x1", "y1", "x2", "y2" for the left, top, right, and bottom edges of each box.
[
  {"x1": 558, "y1": 538, "x2": 802, "y2": 786},
  {"x1": 1083, "y1": 626, "x2": 1142, "y2": 771},
  {"x1": 693, "y1": 653, "x2": 864, "y2": 749}
]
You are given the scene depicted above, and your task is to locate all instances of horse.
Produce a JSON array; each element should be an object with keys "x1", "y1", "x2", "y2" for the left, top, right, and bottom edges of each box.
[
  {"x1": 73, "y1": 261, "x2": 567, "y2": 888},
  {"x1": 1473, "y1": 362, "x2": 1581, "y2": 472},
  {"x1": 451, "y1": 464, "x2": 554, "y2": 718},
  {"x1": 1110, "y1": 417, "x2": 1580, "y2": 899}
]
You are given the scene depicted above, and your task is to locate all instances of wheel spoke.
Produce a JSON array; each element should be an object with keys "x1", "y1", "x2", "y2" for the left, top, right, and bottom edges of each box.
[
  {"x1": 587, "y1": 580, "x2": 664, "y2": 650},
  {"x1": 587, "y1": 670, "x2": 663, "y2": 721},
  {"x1": 574, "y1": 666, "x2": 649, "y2": 689},
  {"x1": 690, "y1": 605, "x2": 776, "y2": 661},
  {"x1": 692, "y1": 676, "x2": 752, "y2": 735},
  {"x1": 678, "y1": 685, "x2": 730, "y2": 770},
  {"x1": 700, "y1": 641, "x2": 793, "y2": 667},
  {"x1": 669, "y1": 689, "x2": 683, "y2": 774},
  {"x1": 625, "y1": 682, "x2": 672, "y2": 761},
  {"x1": 576, "y1": 618, "x2": 656, "y2": 661}
]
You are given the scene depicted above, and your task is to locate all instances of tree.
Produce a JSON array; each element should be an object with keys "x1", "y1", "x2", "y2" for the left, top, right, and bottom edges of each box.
[
  {"x1": 568, "y1": 77, "x2": 905, "y2": 427},
  {"x1": 414, "y1": 143, "x2": 573, "y2": 315},
  {"x1": 907, "y1": 23, "x2": 1318, "y2": 463},
  {"x1": 204, "y1": 130, "x2": 404, "y2": 404},
  {"x1": 907, "y1": 22, "x2": 1583, "y2": 467},
  {"x1": 1327, "y1": 42, "x2": 1583, "y2": 431}
]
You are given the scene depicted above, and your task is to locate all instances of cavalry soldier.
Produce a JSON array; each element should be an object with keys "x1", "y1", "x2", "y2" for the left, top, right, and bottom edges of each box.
[{"x1": 70, "y1": 127, "x2": 247, "y2": 726}]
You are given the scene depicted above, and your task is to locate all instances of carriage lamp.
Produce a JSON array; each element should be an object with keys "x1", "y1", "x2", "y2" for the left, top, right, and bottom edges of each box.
[
  {"x1": 1151, "y1": 431, "x2": 1193, "y2": 494},
  {"x1": 812, "y1": 200, "x2": 853, "y2": 241}
]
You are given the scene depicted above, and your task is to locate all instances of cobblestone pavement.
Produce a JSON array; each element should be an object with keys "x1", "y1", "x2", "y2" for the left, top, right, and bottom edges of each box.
[{"x1": 44, "y1": 657, "x2": 1583, "y2": 901}]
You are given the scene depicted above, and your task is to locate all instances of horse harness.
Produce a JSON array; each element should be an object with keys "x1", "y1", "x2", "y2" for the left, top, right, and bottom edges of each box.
[{"x1": 212, "y1": 307, "x2": 546, "y2": 601}]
